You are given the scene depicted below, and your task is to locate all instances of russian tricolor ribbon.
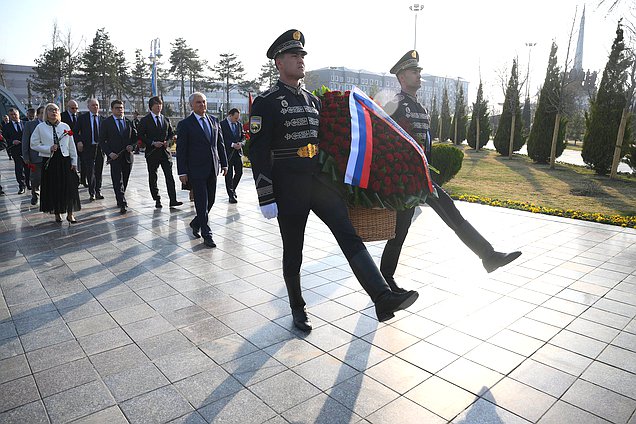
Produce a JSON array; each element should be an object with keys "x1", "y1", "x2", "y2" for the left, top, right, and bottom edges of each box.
[{"x1": 344, "y1": 86, "x2": 434, "y2": 193}]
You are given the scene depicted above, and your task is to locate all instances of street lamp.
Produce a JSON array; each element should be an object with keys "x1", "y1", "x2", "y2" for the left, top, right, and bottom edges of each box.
[
  {"x1": 409, "y1": 3, "x2": 424, "y2": 50},
  {"x1": 149, "y1": 38, "x2": 162, "y2": 97},
  {"x1": 525, "y1": 42, "x2": 536, "y2": 98},
  {"x1": 59, "y1": 76, "x2": 66, "y2": 108}
]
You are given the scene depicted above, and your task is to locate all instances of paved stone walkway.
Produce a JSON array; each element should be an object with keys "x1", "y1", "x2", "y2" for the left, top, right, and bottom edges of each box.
[{"x1": 0, "y1": 154, "x2": 635, "y2": 423}]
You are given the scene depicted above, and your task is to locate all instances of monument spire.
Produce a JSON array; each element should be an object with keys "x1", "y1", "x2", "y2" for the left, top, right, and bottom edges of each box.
[{"x1": 574, "y1": 4, "x2": 585, "y2": 72}]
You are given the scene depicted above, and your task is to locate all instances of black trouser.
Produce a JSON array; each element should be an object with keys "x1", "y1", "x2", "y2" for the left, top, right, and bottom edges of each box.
[
  {"x1": 381, "y1": 181, "x2": 466, "y2": 278},
  {"x1": 109, "y1": 155, "x2": 132, "y2": 207},
  {"x1": 13, "y1": 154, "x2": 30, "y2": 190},
  {"x1": 277, "y1": 175, "x2": 365, "y2": 277},
  {"x1": 30, "y1": 162, "x2": 42, "y2": 195},
  {"x1": 147, "y1": 155, "x2": 177, "y2": 202},
  {"x1": 83, "y1": 145, "x2": 104, "y2": 196},
  {"x1": 190, "y1": 172, "x2": 217, "y2": 238},
  {"x1": 78, "y1": 154, "x2": 87, "y2": 185},
  {"x1": 225, "y1": 152, "x2": 243, "y2": 197}
]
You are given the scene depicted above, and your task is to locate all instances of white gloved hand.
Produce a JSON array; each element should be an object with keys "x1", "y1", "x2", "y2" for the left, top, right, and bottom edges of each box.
[{"x1": 260, "y1": 203, "x2": 278, "y2": 219}]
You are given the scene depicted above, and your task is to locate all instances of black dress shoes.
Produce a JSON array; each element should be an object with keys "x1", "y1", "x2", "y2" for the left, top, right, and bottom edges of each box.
[
  {"x1": 203, "y1": 237, "x2": 216, "y2": 248},
  {"x1": 18, "y1": 188, "x2": 25, "y2": 194},
  {"x1": 169, "y1": 201, "x2": 183, "y2": 208},
  {"x1": 30, "y1": 193, "x2": 38, "y2": 205},
  {"x1": 229, "y1": 196, "x2": 238, "y2": 204},
  {"x1": 155, "y1": 200, "x2": 162, "y2": 208},
  {"x1": 120, "y1": 206, "x2": 127, "y2": 214},
  {"x1": 291, "y1": 307, "x2": 312, "y2": 332},
  {"x1": 95, "y1": 193, "x2": 104, "y2": 200},
  {"x1": 89, "y1": 195, "x2": 95, "y2": 201},
  {"x1": 189, "y1": 221, "x2": 200, "y2": 238}
]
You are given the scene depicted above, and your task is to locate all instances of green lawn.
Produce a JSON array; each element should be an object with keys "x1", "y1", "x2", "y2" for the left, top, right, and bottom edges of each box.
[{"x1": 443, "y1": 147, "x2": 636, "y2": 217}]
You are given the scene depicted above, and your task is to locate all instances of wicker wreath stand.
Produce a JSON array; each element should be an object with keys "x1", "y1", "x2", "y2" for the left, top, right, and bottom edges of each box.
[{"x1": 347, "y1": 207, "x2": 397, "y2": 242}]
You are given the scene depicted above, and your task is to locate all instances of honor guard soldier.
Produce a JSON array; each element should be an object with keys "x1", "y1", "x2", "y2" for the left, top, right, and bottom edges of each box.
[
  {"x1": 249, "y1": 29, "x2": 419, "y2": 332},
  {"x1": 381, "y1": 50, "x2": 522, "y2": 292}
]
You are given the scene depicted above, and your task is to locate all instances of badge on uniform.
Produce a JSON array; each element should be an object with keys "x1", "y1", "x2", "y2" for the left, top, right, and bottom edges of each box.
[
  {"x1": 281, "y1": 100, "x2": 288, "y2": 107},
  {"x1": 250, "y1": 116, "x2": 262, "y2": 134}
]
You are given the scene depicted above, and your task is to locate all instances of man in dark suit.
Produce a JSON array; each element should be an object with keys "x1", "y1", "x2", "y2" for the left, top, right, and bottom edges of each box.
[
  {"x1": 99, "y1": 99, "x2": 137, "y2": 214},
  {"x1": 220, "y1": 108, "x2": 245, "y2": 203},
  {"x1": 76, "y1": 99, "x2": 105, "y2": 201},
  {"x1": 177, "y1": 92, "x2": 228, "y2": 248},
  {"x1": 22, "y1": 106, "x2": 44, "y2": 205},
  {"x1": 61, "y1": 100, "x2": 84, "y2": 186},
  {"x1": 3, "y1": 107, "x2": 30, "y2": 194},
  {"x1": 138, "y1": 96, "x2": 182, "y2": 209}
]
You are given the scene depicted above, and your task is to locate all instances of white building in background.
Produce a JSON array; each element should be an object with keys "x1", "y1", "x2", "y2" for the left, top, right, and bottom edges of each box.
[{"x1": 305, "y1": 66, "x2": 469, "y2": 109}]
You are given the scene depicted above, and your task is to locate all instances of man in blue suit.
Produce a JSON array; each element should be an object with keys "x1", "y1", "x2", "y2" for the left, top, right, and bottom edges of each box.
[
  {"x1": 3, "y1": 108, "x2": 30, "y2": 194},
  {"x1": 99, "y1": 99, "x2": 137, "y2": 214},
  {"x1": 220, "y1": 108, "x2": 245, "y2": 203},
  {"x1": 177, "y1": 92, "x2": 228, "y2": 248}
]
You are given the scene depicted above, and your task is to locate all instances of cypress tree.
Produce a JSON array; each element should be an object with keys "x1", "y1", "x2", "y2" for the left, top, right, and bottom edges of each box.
[
  {"x1": 450, "y1": 84, "x2": 468, "y2": 144},
  {"x1": 429, "y1": 96, "x2": 439, "y2": 141},
  {"x1": 527, "y1": 42, "x2": 568, "y2": 163},
  {"x1": 582, "y1": 22, "x2": 631, "y2": 175},
  {"x1": 467, "y1": 81, "x2": 491, "y2": 149},
  {"x1": 521, "y1": 96, "x2": 532, "y2": 136},
  {"x1": 494, "y1": 59, "x2": 524, "y2": 156},
  {"x1": 440, "y1": 87, "x2": 452, "y2": 142}
]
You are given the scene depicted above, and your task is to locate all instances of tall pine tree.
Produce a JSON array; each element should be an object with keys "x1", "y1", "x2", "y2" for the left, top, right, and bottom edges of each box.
[
  {"x1": 79, "y1": 29, "x2": 124, "y2": 107},
  {"x1": 169, "y1": 38, "x2": 197, "y2": 117},
  {"x1": 450, "y1": 83, "x2": 467, "y2": 144},
  {"x1": 582, "y1": 21, "x2": 631, "y2": 175},
  {"x1": 130, "y1": 49, "x2": 149, "y2": 113},
  {"x1": 213, "y1": 53, "x2": 246, "y2": 114},
  {"x1": 527, "y1": 42, "x2": 567, "y2": 163},
  {"x1": 30, "y1": 47, "x2": 68, "y2": 103},
  {"x1": 429, "y1": 96, "x2": 439, "y2": 140},
  {"x1": 440, "y1": 87, "x2": 452, "y2": 141},
  {"x1": 494, "y1": 59, "x2": 523, "y2": 156},
  {"x1": 467, "y1": 81, "x2": 491, "y2": 149}
]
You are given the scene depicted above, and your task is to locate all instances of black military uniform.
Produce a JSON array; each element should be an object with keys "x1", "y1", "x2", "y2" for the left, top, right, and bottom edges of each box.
[
  {"x1": 380, "y1": 51, "x2": 522, "y2": 290},
  {"x1": 249, "y1": 30, "x2": 419, "y2": 332}
]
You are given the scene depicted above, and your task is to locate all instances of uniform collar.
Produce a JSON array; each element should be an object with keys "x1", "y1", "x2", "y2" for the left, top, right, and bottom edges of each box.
[
  {"x1": 400, "y1": 90, "x2": 418, "y2": 103},
  {"x1": 278, "y1": 79, "x2": 303, "y2": 96}
]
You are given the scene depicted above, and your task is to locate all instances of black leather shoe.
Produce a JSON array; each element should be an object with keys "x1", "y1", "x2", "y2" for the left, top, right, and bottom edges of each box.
[
  {"x1": 203, "y1": 237, "x2": 216, "y2": 248},
  {"x1": 375, "y1": 290, "x2": 419, "y2": 322},
  {"x1": 0, "y1": 189, "x2": 5, "y2": 196},
  {"x1": 483, "y1": 251, "x2": 522, "y2": 273},
  {"x1": 169, "y1": 201, "x2": 183, "y2": 208},
  {"x1": 89, "y1": 195, "x2": 95, "y2": 201},
  {"x1": 189, "y1": 221, "x2": 200, "y2": 238},
  {"x1": 291, "y1": 307, "x2": 312, "y2": 332},
  {"x1": 229, "y1": 196, "x2": 237, "y2": 204},
  {"x1": 120, "y1": 206, "x2": 127, "y2": 214},
  {"x1": 155, "y1": 200, "x2": 162, "y2": 208},
  {"x1": 30, "y1": 194, "x2": 38, "y2": 205},
  {"x1": 18, "y1": 188, "x2": 25, "y2": 194},
  {"x1": 95, "y1": 193, "x2": 104, "y2": 200}
]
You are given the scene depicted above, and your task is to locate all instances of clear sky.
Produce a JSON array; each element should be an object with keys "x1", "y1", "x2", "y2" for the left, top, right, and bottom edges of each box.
[{"x1": 0, "y1": 0, "x2": 628, "y2": 109}]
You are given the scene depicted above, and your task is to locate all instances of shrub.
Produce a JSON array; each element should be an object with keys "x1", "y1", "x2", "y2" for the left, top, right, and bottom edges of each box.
[{"x1": 430, "y1": 144, "x2": 464, "y2": 186}]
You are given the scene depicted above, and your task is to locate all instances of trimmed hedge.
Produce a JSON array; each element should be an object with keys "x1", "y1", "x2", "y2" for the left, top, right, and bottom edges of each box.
[{"x1": 430, "y1": 144, "x2": 464, "y2": 186}]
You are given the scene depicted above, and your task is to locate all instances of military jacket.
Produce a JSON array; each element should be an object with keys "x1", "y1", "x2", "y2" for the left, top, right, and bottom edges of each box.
[
  {"x1": 249, "y1": 80, "x2": 321, "y2": 207},
  {"x1": 386, "y1": 91, "x2": 432, "y2": 161}
]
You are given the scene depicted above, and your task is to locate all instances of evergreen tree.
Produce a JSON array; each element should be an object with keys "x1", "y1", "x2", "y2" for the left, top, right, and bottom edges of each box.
[
  {"x1": 30, "y1": 46, "x2": 67, "y2": 103},
  {"x1": 130, "y1": 49, "x2": 149, "y2": 113},
  {"x1": 493, "y1": 59, "x2": 523, "y2": 156},
  {"x1": 429, "y1": 96, "x2": 439, "y2": 140},
  {"x1": 212, "y1": 53, "x2": 246, "y2": 114},
  {"x1": 440, "y1": 87, "x2": 452, "y2": 141},
  {"x1": 450, "y1": 83, "x2": 467, "y2": 144},
  {"x1": 467, "y1": 81, "x2": 491, "y2": 149},
  {"x1": 521, "y1": 96, "x2": 532, "y2": 136},
  {"x1": 79, "y1": 28, "x2": 123, "y2": 107},
  {"x1": 258, "y1": 60, "x2": 279, "y2": 92},
  {"x1": 169, "y1": 38, "x2": 197, "y2": 116},
  {"x1": 582, "y1": 22, "x2": 631, "y2": 175},
  {"x1": 527, "y1": 42, "x2": 568, "y2": 163},
  {"x1": 187, "y1": 55, "x2": 209, "y2": 94}
]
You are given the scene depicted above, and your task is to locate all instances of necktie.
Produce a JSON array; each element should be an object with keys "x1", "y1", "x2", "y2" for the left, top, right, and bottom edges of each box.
[
  {"x1": 92, "y1": 115, "x2": 98, "y2": 144},
  {"x1": 14, "y1": 122, "x2": 20, "y2": 132},
  {"x1": 155, "y1": 116, "x2": 161, "y2": 128},
  {"x1": 232, "y1": 122, "x2": 238, "y2": 136},
  {"x1": 200, "y1": 117, "x2": 211, "y2": 142},
  {"x1": 117, "y1": 119, "x2": 124, "y2": 134},
  {"x1": 71, "y1": 114, "x2": 76, "y2": 125}
]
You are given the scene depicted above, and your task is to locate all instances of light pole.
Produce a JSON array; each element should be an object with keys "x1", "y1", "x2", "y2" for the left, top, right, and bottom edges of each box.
[
  {"x1": 525, "y1": 42, "x2": 536, "y2": 98},
  {"x1": 59, "y1": 76, "x2": 66, "y2": 108},
  {"x1": 409, "y1": 4, "x2": 424, "y2": 50},
  {"x1": 149, "y1": 38, "x2": 162, "y2": 97}
]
